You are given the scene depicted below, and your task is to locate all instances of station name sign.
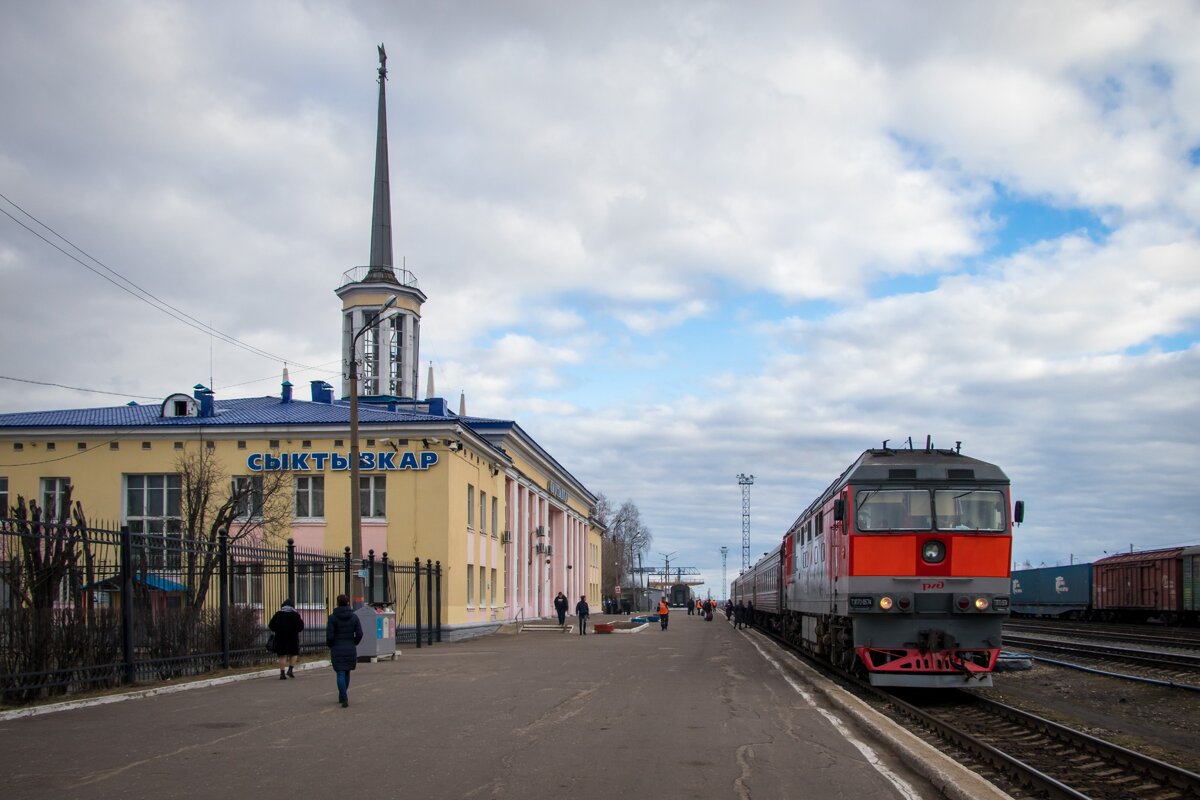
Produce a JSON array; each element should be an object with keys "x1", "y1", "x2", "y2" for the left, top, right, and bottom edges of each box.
[
  {"x1": 247, "y1": 451, "x2": 438, "y2": 472},
  {"x1": 549, "y1": 479, "x2": 569, "y2": 503}
]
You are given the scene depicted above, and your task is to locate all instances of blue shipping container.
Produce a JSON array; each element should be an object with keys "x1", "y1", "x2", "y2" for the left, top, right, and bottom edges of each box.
[{"x1": 1010, "y1": 564, "x2": 1092, "y2": 617}]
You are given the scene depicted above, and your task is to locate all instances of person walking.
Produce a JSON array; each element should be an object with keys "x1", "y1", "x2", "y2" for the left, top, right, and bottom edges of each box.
[
  {"x1": 746, "y1": 600, "x2": 755, "y2": 629},
  {"x1": 326, "y1": 594, "x2": 363, "y2": 708},
  {"x1": 724, "y1": 600, "x2": 733, "y2": 621},
  {"x1": 554, "y1": 591, "x2": 569, "y2": 626},
  {"x1": 268, "y1": 598, "x2": 304, "y2": 680},
  {"x1": 735, "y1": 600, "x2": 746, "y2": 629},
  {"x1": 657, "y1": 597, "x2": 670, "y2": 630},
  {"x1": 575, "y1": 595, "x2": 590, "y2": 635}
]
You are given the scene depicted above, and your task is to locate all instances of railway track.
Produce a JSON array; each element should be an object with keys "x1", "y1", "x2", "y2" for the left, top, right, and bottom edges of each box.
[
  {"x1": 1002, "y1": 630, "x2": 1200, "y2": 688},
  {"x1": 753, "y1": 622, "x2": 1200, "y2": 798},
  {"x1": 1006, "y1": 620, "x2": 1200, "y2": 651},
  {"x1": 880, "y1": 688, "x2": 1200, "y2": 800}
]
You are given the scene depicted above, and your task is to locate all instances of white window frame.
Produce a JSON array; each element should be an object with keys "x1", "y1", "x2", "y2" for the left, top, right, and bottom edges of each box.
[
  {"x1": 125, "y1": 474, "x2": 182, "y2": 570},
  {"x1": 294, "y1": 475, "x2": 325, "y2": 519},
  {"x1": 232, "y1": 475, "x2": 265, "y2": 520},
  {"x1": 359, "y1": 475, "x2": 386, "y2": 518},
  {"x1": 41, "y1": 477, "x2": 71, "y2": 520}
]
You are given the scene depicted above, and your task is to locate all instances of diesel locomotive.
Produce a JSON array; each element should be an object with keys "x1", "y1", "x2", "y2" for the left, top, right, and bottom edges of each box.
[{"x1": 731, "y1": 444, "x2": 1023, "y2": 688}]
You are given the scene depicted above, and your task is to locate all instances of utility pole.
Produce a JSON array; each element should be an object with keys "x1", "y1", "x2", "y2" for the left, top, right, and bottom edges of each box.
[
  {"x1": 737, "y1": 474, "x2": 754, "y2": 573},
  {"x1": 720, "y1": 546, "x2": 729, "y2": 601}
]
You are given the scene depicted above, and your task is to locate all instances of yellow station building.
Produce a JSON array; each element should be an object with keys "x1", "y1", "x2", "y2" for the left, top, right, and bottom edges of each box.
[{"x1": 0, "y1": 48, "x2": 603, "y2": 637}]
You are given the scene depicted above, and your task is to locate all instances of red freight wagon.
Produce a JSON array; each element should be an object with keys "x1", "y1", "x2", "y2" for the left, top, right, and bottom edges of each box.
[{"x1": 1092, "y1": 547, "x2": 1184, "y2": 621}]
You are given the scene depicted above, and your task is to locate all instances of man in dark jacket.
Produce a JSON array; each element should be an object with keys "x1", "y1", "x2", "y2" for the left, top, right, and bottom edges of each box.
[
  {"x1": 575, "y1": 595, "x2": 590, "y2": 635},
  {"x1": 326, "y1": 594, "x2": 363, "y2": 708},
  {"x1": 268, "y1": 599, "x2": 304, "y2": 680},
  {"x1": 554, "y1": 591, "x2": 569, "y2": 626}
]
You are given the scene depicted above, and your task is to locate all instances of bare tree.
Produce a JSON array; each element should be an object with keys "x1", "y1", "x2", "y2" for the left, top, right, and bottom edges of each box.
[
  {"x1": 170, "y1": 446, "x2": 291, "y2": 617},
  {"x1": 606, "y1": 498, "x2": 652, "y2": 591}
]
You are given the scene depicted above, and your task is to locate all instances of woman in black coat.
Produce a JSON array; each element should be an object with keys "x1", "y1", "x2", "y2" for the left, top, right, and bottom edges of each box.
[
  {"x1": 268, "y1": 599, "x2": 304, "y2": 680},
  {"x1": 326, "y1": 594, "x2": 363, "y2": 708}
]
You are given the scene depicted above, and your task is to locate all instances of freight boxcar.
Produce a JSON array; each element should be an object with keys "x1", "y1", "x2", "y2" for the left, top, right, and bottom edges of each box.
[
  {"x1": 1183, "y1": 547, "x2": 1200, "y2": 616},
  {"x1": 1093, "y1": 547, "x2": 1184, "y2": 623},
  {"x1": 1010, "y1": 564, "x2": 1092, "y2": 618}
]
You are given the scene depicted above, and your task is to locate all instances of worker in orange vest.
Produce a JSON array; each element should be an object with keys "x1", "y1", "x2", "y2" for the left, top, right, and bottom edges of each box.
[{"x1": 657, "y1": 597, "x2": 670, "y2": 630}]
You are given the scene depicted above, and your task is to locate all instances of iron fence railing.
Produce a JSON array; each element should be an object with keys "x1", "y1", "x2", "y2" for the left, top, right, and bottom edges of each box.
[{"x1": 0, "y1": 518, "x2": 440, "y2": 705}]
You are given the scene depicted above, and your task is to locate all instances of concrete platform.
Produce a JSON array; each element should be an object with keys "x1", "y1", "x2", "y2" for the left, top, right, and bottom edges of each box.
[{"x1": 0, "y1": 615, "x2": 1011, "y2": 800}]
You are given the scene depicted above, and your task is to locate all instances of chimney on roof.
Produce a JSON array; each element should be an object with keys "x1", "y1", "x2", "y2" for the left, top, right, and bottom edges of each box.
[
  {"x1": 199, "y1": 387, "x2": 215, "y2": 418},
  {"x1": 281, "y1": 366, "x2": 293, "y2": 404},
  {"x1": 310, "y1": 380, "x2": 334, "y2": 404},
  {"x1": 458, "y1": 390, "x2": 466, "y2": 417}
]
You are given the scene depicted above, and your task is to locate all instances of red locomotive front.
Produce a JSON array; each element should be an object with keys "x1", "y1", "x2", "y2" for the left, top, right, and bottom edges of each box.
[{"x1": 737, "y1": 444, "x2": 1021, "y2": 688}]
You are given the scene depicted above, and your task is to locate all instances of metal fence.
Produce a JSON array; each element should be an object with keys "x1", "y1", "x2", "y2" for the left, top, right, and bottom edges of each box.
[{"x1": 0, "y1": 517, "x2": 441, "y2": 705}]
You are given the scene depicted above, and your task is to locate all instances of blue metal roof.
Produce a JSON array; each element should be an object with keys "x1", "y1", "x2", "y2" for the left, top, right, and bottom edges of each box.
[{"x1": 0, "y1": 396, "x2": 462, "y2": 429}]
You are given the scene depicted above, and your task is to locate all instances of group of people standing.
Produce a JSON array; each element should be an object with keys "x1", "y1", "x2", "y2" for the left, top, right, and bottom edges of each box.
[{"x1": 726, "y1": 599, "x2": 754, "y2": 629}]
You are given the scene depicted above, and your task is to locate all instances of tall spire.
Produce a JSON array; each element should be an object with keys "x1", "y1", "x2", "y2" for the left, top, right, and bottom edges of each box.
[
  {"x1": 425, "y1": 361, "x2": 435, "y2": 400},
  {"x1": 366, "y1": 43, "x2": 398, "y2": 284}
]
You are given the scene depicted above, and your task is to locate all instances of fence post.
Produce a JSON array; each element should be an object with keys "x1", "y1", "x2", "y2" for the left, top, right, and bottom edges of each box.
[
  {"x1": 426, "y1": 559, "x2": 434, "y2": 646},
  {"x1": 435, "y1": 560, "x2": 442, "y2": 643},
  {"x1": 367, "y1": 550, "x2": 375, "y2": 604},
  {"x1": 219, "y1": 528, "x2": 230, "y2": 669},
  {"x1": 381, "y1": 552, "x2": 390, "y2": 605},
  {"x1": 287, "y1": 538, "x2": 296, "y2": 606},
  {"x1": 414, "y1": 557, "x2": 422, "y2": 649},
  {"x1": 119, "y1": 525, "x2": 135, "y2": 685},
  {"x1": 343, "y1": 547, "x2": 352, "y2": 602}
]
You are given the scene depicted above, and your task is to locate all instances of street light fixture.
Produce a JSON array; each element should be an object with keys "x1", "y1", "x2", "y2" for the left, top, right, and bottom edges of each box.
[{"x1": 349, "y1": 295, "x2": 397, "y2": 607}]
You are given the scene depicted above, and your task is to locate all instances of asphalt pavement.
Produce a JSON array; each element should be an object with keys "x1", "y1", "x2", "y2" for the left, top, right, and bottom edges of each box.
[{"x1": 0, "y1": 613, "x2": 1011, "y2": 800}]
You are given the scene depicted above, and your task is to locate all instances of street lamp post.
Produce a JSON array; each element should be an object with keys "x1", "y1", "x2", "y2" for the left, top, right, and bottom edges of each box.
[{"x1": 348, "y1": 295, "x2": 397, "y2": 607}]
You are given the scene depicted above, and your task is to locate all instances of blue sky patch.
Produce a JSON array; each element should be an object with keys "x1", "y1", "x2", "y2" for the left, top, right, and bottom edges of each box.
[
  {"x1": 1125, "y1": 324, "x2": 1200, "y2": 356},
  {"x1": 984, "y1": 184, "x2": 1110, "y2": 257}
]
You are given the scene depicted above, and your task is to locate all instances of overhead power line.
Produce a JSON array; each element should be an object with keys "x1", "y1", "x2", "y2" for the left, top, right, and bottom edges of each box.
[
  {"x1": 0, "y1": 192, "x2": 321, "y2": 370},
  {"x1": 0, "y1": 374, "x2": 160, "y2": 400}
]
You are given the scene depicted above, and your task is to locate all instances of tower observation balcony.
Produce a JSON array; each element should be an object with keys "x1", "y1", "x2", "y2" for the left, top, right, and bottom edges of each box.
[{"x1": 339, "y1": 265, "x2": 421, "y2": 290}]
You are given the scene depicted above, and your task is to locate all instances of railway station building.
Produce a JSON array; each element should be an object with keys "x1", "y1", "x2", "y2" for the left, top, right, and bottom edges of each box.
[{"x1": 0, "y1": 48, "x2": 603, "y2": 636}]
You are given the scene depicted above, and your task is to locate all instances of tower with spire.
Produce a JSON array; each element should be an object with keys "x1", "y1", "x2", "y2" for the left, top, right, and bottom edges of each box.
[{"x1": 337, "y1": 44, "x2": 427, "y2": 400}]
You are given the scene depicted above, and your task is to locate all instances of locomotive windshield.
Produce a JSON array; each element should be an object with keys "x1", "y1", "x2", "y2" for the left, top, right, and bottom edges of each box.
[
  {"x1": 933, "y1": 489, "x2": 1005, "y2": 530},
  {"x1": 856, "y1": 488, "x2": 1006, "y2": 532}
]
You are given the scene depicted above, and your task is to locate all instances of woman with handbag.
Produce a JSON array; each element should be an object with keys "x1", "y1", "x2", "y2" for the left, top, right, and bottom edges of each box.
[{"x1": 268, "y1": 599, "x2": 305, "y2": 680}]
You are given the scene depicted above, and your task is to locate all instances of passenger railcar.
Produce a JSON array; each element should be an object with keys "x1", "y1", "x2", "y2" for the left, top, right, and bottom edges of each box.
[
  {"x1": 732, "y1": 445, "x2": 1022, "y2": 688},
  {"x1": 668, "y1": 583, "x2": 694, "y2": 608}
]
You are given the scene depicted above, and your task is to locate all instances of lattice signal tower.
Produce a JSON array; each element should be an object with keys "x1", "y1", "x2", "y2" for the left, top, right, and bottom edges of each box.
[{"x1": 737, "y1": 474, "x2": 754, "y2": 572}]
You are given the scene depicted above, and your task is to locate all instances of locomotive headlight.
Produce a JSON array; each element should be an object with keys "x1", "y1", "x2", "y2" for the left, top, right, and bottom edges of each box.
[
  {"x1": 879, "y1": 596, "x2": 894, "y2": 610},
  {"x1": 921, "y1": 540, "x2": 946, "y2": 564},
  {"x1": 974, "y1": 596, "x2": 990, "y2": 611}
]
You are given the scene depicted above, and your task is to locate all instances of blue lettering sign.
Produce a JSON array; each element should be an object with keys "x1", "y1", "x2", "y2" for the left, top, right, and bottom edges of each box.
[{"x1": 245, "y1": 450, "x2": 442, "y2": 472}]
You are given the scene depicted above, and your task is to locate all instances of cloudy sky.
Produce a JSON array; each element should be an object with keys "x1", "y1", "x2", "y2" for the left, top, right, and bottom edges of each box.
[{"x1": 2, "y1": 1, "x2": 1198, "y2": 595}]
